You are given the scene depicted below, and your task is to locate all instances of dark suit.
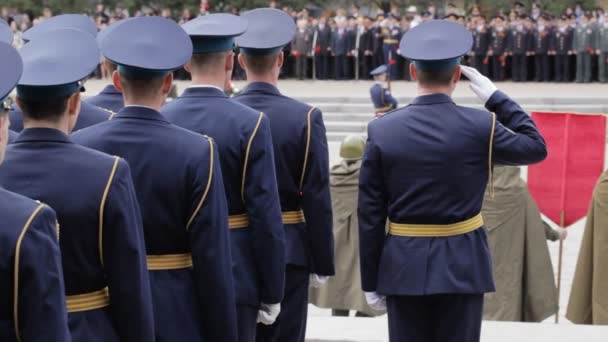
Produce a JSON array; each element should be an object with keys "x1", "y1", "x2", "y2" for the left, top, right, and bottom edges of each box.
[
  {"x1": 314, "y1": 24, "x2": 332, "y2": 80},
  {"x1": 509, "y1": 29, "x2": 532, "y2": 82},
  {"x1": 471, "y1": 27, "x2": 490, "y2": 76},
  {"x1": 162, "y1": 86, "x2": 285, "y2": 342},
  {"x1": 7, "y1": 129, "x2": 17, "y2": 144},
  {"x1": 359, "y1": 91, "x2": 547, "y2": 342},
  {"x1": 358, "y1": 27, "x2": 373, "y2": 79},
  {"x1": 533, "y1": 28, "x2": 551, "y2": 82},
  {"x1": 0, "y1": 188, "x2": 70, "y2": 342},
  {"x1": 331, "y1": 29, "x2": 351, "y2": 80},
  {"x1": 552, "y1": 28, "x2": 573, "y2": 82},
  {"x1": 0, "y1": 128, "x2": 154, "y2": 342},
  {"x1": 83, "y1": 84, "x2": 125, "y2": 113},
  {"x1": 489, "y1": 28, "x2": 510, "y2": 81},
  {"x1": 72, "y1": 106, "x2": 238, "y2": 342},
  {"x1": 9, "y1": 101, "x2": 111, "y2": 133},
  {"x1": 235, "y1": 82, "x2": 334, "y2": 342}
]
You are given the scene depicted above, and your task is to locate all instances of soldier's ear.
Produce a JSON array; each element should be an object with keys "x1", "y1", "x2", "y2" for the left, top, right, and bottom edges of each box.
[
  {"x1": 112, "y1": 71, "x2": 123, "y2": 93},
  {"x1": 452, "y1": 66, "x2": 462, "y2": 84},
  {"x1": 277, "y1": 51, "x2": 284, "y2": 68},
  {"x1": 409, "y1": 63, "x2": 418, "y2": 81},
  {"x1": 237, "y1": 54, "x2": 247, "y2": 71},
  {"x1": 184, "y1": 63, "x2": 192, "y2": 74},
  {"x1": 225, "y1": 52, "x2": 234, "y2": 72}
]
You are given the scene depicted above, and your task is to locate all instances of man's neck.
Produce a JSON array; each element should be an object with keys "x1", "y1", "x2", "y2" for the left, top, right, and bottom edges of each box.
[
  {"x1": 416, "y1": 84, "x2": 453, "y2": 97},
  {"x1": 190, "y1": 75, "x2": 225, "y2": 90},
  {"x1": 245, "y1": 73, "x2": 278, "y2": 87},
  {"x1": 23, "y1": 120, "x2": 70, "y2": 135},
  {"x1": 123, "y1": 100, "x2": 162, "y2": 111}
]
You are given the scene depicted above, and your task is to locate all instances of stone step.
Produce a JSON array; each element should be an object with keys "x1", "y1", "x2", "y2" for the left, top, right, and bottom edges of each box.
[
  {"x1": 314, "y1": 103, "x2": 608, "y2": 113},
  {"x1": 298, "y1": 96, "x2": 608, "y2": 105},
  {"x1": 324, "y1": 121, "x2": 369, "y2": 133}
]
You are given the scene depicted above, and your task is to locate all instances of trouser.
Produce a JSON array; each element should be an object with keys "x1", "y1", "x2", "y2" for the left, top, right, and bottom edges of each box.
[
  {"x1": 315, "y1": 54, "x2": 329, "y2": 79},
  {"x1": 256, "y1": 265, "x2": 309, "y2": 342},
  {"x1": 401, "y1": 57, "x2": 411, "y2": 81},
  {"x1": 387, "y1": 293, "x2": 484, "y2": 342},
  {"x1": 535, "y1": 54, "x2": 550, "y2": 81},
  {"x1": 362, "y1": 55, "x2": 373, "y2": 80},
  {"x1": 576, "y1": 52, "x2": 592, "y2": 83},
  {"x1": 294, "y1": 56, "x2": 307, "y2": 80},
  {"x1": 491, "y1": 55, "x2": 504, "y2": 81},
  {"x1": 383, "y1": 45, "x2": 399, "y2": 80},
  {"x1": 512, "y1": 54, "x2": 527, "y2": 82},
  {"x1": 237, "y1": 305, "x2": 258, "y2": 342},
  {"x1": 599, "y1": 52, "x2": 608, "y2": 82},
  {"x1": 374, "y1": 48, "x2": 384, "y2": 68},
  {"x1": 472, "y1": 55, "x2": 489, "y2": 76},
  {"x1": 334, "y1": 55, "x2": 348, "y2": 80},
  {"x1": 555, "y1": 54, "x2": 570, "y2": 82}
]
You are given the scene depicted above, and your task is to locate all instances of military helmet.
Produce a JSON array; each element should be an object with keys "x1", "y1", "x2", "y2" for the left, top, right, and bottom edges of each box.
[{"x1": 339, "y1": 135, "x2": 367, "y2": 161}]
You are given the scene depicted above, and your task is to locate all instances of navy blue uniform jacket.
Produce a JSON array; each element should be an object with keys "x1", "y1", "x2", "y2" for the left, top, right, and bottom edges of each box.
[
  {"x1": 234, "y1": 82, "x2": 335, "y2": 276},
  {"x1": 358, "y1": 91, "x2": 547, "y2": 296},
  {"x1": 7, "y1": 130, "x2": 17, "y2": 144},
  {"x1": 370, "y1": 83, "x2": 398, "y2": 112},
  {"x1": 8, "y1": 101, "x2": 111, "y2": 133},
  {"x1": 162, "y1": 86, "x2": 285, "y2": 306},
  {"x1": 83, "y1": 85, "x2": 125, "y2": 114},
  {"x1": 72, "y1": 105, "x2": 238, "y2": 342},
  {"x1": 0, "y1": 128, "x2": 154, "y2": 341},
  {"x1": 0, "y1": 189, "x2": 70, "y2": 342}
]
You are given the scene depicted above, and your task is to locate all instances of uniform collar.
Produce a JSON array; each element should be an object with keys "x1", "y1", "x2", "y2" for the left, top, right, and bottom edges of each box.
[
  {"x1": 411, "y1": 93, "x2": 454, "y2": 105},
  {"x1": 181, "y1": 85, "x2": 227, "y2": 98},
  {"x1": 116, "y1": 105, "x2": 169, "y2": 123},
  {"x1": 14, "y1": 127, "x2": 72, "y2": 144},
  {"x1": 101, "y1": 84, "x2": 121, "y2": 95},
  {"x1": 242, "y1": 82, "x2": 281, "y2": 96}
]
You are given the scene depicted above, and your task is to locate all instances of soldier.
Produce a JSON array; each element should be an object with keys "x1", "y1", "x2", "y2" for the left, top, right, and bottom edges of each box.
[
  {"x1": 369, "y1": 65, "x2": 398, "y2": 117},
  {"x1": 313, "y1": 16, "x2": 332, "y2": 80},
  {"x1": 596, "y1": 18, "x2": 608, "y2": 83},
  {"x1": 553, "y1": 15, "x2": 574, "y2": 82},
  {"x1": 8, "y1": 14, "x2": 112, "y2": 132},
  {"x1": 0, "y1": 28, "x2": 154, "y2": 341},
  {"x1": 533, "y1": 15, "x2": 551, "y2": 82},
  {"x1": 509, "y1": 15, "x2": 532, "y2": 82},
  {"x1": 234, "y1": 9, "x2": 335, "y2": 342},
  {"x1": 162, "y1": 14, "x2": 285, "y2": 342},
  {"x1": 382, "y1": 14, "x2": 401, "y2": 80},
  {"x1": 292, "y1": 18, "x2": 311, "y2": 80},
  {"x1": 471, "y1": 16, "x2": 490, "y2": 76},
  {"x1": 488, "y1": 15, "x2": 509, "y2": 81},
  {"x1": 0, "y1": 39, "x2": 71, "y2": 342},
  {"x1": 372, "y1": 14, "x2": 386, "y2": 69},
  {"x1": 359, "y1": 21, "x2": 546, "y2": 342},
  {"x1": 331, "y1": 17, "x2": 351, "y2": 80},
  {"x1": 72, "y1": 17, "x2": 238, "y2": 342},
  {"x1": 573, "y1": 13, "x2": 597, "y2": 83}
]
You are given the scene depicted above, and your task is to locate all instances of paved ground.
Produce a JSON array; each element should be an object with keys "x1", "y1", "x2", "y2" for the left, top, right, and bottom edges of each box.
[{"x1": 80, "y1": 80, "x2": 606, "y2": 340}]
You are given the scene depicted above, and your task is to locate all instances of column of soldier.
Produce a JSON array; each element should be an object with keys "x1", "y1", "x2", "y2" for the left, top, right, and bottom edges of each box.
[{"x1": 287, "y1": 8, "x2": 608, "y2": 83}]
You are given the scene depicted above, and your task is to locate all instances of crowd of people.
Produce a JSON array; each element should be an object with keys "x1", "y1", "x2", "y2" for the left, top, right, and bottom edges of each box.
[{"x1": 4, "y1": 2, "x2": 608, "y2": 82}]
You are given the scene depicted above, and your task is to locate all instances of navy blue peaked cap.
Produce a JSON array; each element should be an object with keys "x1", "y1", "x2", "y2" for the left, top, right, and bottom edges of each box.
[
  {"x1": 17, "y1": 29, "x2": 99, "y2": 100},
  {"x1": 236, "y1": 8, "x2": 296, "y2": 56},
  {"x1": 182, "y1": 14, "x2": 247, "y2": 53},
  {"x1": 370, "y1": 65, "x2": 388, "y2": 76},
  {"x1": 0, "y1": 42, "x2": 22, "y2": 101},
  {"x1": 101, "y1": 16, "x2": 192, "y2": 79},
  {"x1": 400, "y1": 20, "x2": 472, "y2": 71},
  {"x1": 23, "y1": 14, "x2": 97, "y2": 42},
  {"x1": 0, "y1": 19, "x2": 12, "y2": 44},
  {"x1": 97, "y1": 18, "x2": 134, "y2": 48}
]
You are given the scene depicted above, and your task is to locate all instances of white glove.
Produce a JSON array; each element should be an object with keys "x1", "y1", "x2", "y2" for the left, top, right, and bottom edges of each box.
[
  {"x1": 364, "y1": 292, "x2": 387, "y2": 311},
  {"x1": 309, "y1": 274, "x2": 329, "y2": 288},
  {"x1": 460, "y1": 65, "x2": 498, "y2": 104},
  {"x1": 257, "y1": 303, "x2": 281, "y2": 325}
]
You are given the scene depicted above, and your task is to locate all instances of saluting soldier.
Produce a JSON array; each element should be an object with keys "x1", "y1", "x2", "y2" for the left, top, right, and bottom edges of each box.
[
  {"x1": 72, "y1": 17, "x2": 238, "y2": 342},
  {"x1": 8, "y1": 14, "x2": 112, "y2": 133},
  {"x1": 509, "y1": 15, "x2": 532, "y2": 82},
  {"x1": 488, "y1": 15, "x2": 509, "y2": 81},
  {"x1": 470, "y1": 16, "x2": 490, "y2": 76},
  {"x1": 234, "y1": 9, "x2": 335, "y2": 342},
  {"x1": 358, "y1": 21, "x2": 547, "y2": 342},
  {"x1": 552, "y1": 15, "x2": 574, "y2": 82},
  {"x1": 573, "y1": 13, "x2": 597, "y2": 83},
  {"x1": 533, "y1": 15, "x2": 551, "y2": 82},
  {"x1": 162, "y1": 14, "x2": 286, "y2": 342},
  {"x1": 369, "y1": 65, "x2": 398, "y2": 118},
  {"x1": 381, "y1": 14, "x2": 401, "y2": 80},
  {"x1": 596, "y1": 19, "x2": 608, "y2": 83},
  {"x1": 0, "y1": 39, "x2": 71, "y2": 342},
  {"x1": 0, "y1": 28, "x2": 154, "y2": 341}
]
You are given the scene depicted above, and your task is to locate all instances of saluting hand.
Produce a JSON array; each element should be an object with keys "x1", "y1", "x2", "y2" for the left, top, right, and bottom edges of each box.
[{"x1": 460, "y1": 65, "x2": 498, "y2": 105}]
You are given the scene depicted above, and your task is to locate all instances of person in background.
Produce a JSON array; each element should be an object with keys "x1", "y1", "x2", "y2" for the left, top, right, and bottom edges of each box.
[
  {"x1": 509, "y1": 14, "x2": 531, "y2": 82},
  {"x1": 488, "y1": 15, "x2": 509, "y2": 81},
  {"x1": 574, "y1": 13, "x2": 597, "y2": 83},
  {"x1": 481, "y1": 166, "x2": 561, "y2": 322},
  {"x1": 292, "y1": 18, "x2": 311, "y2": 80},
  {"x1": 314, "y1": 16, "x2": 332, "y2": 80},
  {"x1": 471, "y1": 16, "x2": 490, "y2": 76},
  {"x1": 382, "y1": 13, "x2": 401, "y2": 80},
  {"x1": 596, "y1": 16, "x2": 608, "y2": 83},
  {"x1": 552, "y1": 15, "x2": 574, "y2": 82},
  {"x1": 310, "y1": 135, "x2": 386, "y2": 318},
  {"x1": 331, "y1": 17, "x2": 351, "y2": 80},
  {"x1": 371, "y1": 13, "x2": 385, "y2": 69},
  {"x1": 369, "y1": 65, "x2": 397, "y2": 118}
]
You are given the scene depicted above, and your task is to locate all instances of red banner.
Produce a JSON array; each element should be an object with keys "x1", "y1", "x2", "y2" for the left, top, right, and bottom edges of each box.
[{"x1": 528, "y1": 112, "x2": 606, "y2": 227}]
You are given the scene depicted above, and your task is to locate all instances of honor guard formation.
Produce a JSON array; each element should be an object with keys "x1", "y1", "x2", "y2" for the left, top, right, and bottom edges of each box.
[{"x1": 1, "y1": 4, "x2": 607, "y2": 342}]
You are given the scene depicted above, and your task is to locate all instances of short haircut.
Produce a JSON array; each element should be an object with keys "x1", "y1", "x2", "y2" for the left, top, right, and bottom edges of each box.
[
  {"x1": 18, "y1": 95, "x2": 71, "y2": 122},
  {"x1": 119, "y1": 73, "x2": 165, "y2": 101},
  {"x1": 106, "y1": 61, "x2": 118, "y2": 73},
  {"x1": 416, "y1": 67, "x2": 458, "y2": 87},
  {"x1": 242, "y1": 53, "x2": 279, "y2": 75},
  {"x1": 190, "y1": 51, "x2": 229, "y2": 73}
]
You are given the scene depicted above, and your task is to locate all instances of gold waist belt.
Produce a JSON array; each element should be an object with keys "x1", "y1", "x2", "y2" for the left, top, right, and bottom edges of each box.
[
  {"x1": 147, "y1": 253, "x2": 193, "y2": 270},
  {"x1": 375, "y1": 105, "x2": 393, "y2": 112},
  {"x1": 383, "y1": 39, "x2": 399, "y2": 44},
  {"x1": 389, "y1": 214, "x2": 483, "y2": 237},
  {"x1": 229, "y1": 210, "x2": 306, "y2": 229},
  {"x1": 66, "y1": 287, "x2": 110, "y2": 313}
]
